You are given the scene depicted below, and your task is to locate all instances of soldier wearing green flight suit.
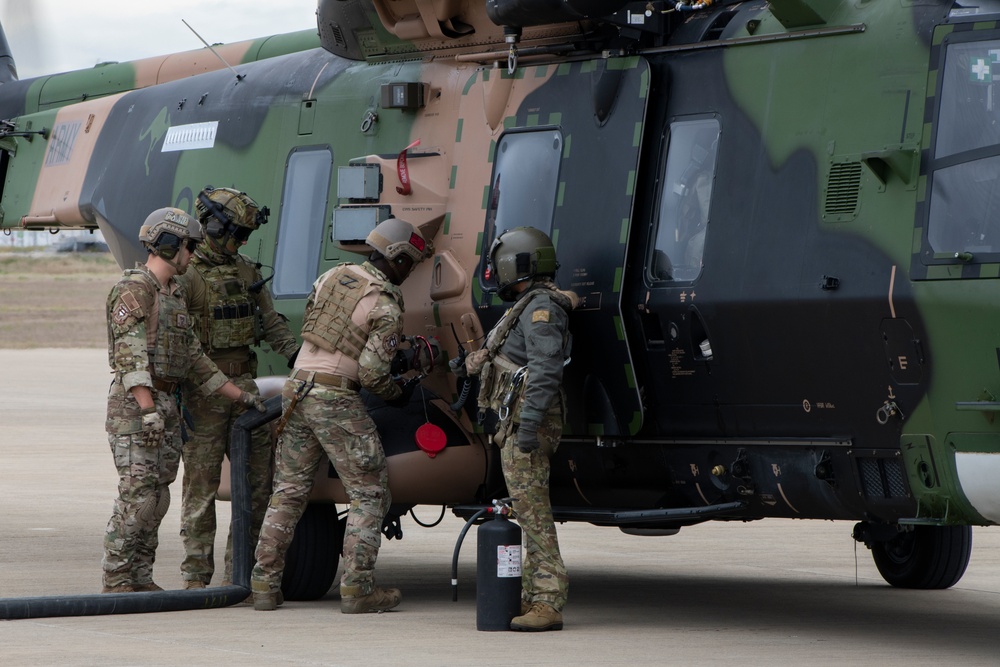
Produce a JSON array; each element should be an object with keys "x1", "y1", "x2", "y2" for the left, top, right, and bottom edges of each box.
[
  {"x1": 176, "y1": 186, "x2": 299, "y2": 590},
  {"x1": 461, "y1": 226, "x2": 578, "y2": 632},
  {"x1": 103, "y1": 208, "x2": 266, "y2": 594},
  {"x1": 251, "y1": 216, "x2": 429, "y2": 614}
]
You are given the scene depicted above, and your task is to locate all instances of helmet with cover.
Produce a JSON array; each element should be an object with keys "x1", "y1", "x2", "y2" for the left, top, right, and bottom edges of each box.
[
  {"x1": 365, "y1": 217, "x2": 428, "y2": 285},
  {"x1": 365, "y1": 216, "x2": 427, "y2": 264},
  {"x1": 138, "y1": 207, "x2": 202, "y2": 260},
  {"x1": 195, "y1": 186, "x2": 267, "y2": 251},
  {"x1": 488, "y1": 226, "x2": 558, "y2": 301}
]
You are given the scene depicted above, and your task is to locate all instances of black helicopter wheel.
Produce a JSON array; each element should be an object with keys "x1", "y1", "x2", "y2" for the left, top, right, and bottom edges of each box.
[
  {"x1": 870, "y1": 524, "x2": 972, "y2": 589},
  {"x1": 281, "y1": 503, "x2": 346, "y2": 600}
]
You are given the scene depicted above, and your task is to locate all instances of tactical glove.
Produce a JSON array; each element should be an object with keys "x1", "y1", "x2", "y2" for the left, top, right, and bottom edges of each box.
[
  {"x1": 516, "y1": 421, "x2": 541, "y2": 454},
  {"x1": 386, "y1": 376, "x2": 420, "y2": 408},
  {"x1": 140, "y1": 407, "x2": 165, "y2": 448},
  {"x1": 238, "y1": 390, "x2": 268, "y2": 413}
]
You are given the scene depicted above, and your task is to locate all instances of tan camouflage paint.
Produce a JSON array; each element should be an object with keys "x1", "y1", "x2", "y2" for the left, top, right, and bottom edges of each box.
[{"x1": 23, "y1": 93, "x2": 123, "y2": 229}]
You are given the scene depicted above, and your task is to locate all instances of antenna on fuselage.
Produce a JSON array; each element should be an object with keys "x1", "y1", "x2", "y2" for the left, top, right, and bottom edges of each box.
[{"x1": 181, "y1": 19, "x2": 245, "y2": 83}]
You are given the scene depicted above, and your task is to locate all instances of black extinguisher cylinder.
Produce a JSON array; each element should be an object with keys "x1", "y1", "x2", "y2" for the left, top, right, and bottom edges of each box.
[{"x1": 476, "y1": 511, "x2": 522, "y2": 631}]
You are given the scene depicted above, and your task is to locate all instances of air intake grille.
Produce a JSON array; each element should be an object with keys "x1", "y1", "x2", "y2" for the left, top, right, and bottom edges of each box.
[
  {"x1": 858, "y1": 458, "x2": 909, "y2": 499},
  {"x1": 824, "y1": 162, "x2": 862, "y2": 217}
]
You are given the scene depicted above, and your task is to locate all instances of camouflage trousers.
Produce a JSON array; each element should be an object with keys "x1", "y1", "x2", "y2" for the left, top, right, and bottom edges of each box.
[
  {"x1": 252, "y1": 378, "x2": 390, "y2": 596},
  {"x1": 180, "y1": 372, "x2": 271, "y2": 585},
  {"x1": 499, "y1": 401, "x2": 569, "y2": 612},
  {"x1": 102, "y1": 390, "x2": 181, "y2": 589}
]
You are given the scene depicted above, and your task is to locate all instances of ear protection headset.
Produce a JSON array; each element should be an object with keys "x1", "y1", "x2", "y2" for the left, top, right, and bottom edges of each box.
[
  {"x1": 153, "y1": 232, "x2": 183, "y2": 260},
  {"x1": 198, "y1": 188, "x2": 232, "y2": 239}
]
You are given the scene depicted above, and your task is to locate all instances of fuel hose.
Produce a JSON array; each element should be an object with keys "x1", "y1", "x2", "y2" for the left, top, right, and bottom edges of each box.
[{"x1": 0, "y1": 396, "x2": 281, "y2": 620}]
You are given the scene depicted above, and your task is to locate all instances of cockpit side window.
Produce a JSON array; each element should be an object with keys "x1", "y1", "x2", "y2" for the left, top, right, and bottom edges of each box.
[
  {"x1": 927, "y1": 37, "x2": 1000, "y2": 258},
  {"x1": 478, "y1": 129, "x2": 562, "y2": 293},
  {"x1": 273, "y1": 146, "x2": 332, "y2": 297},
  {"x1": 649, "y1": 118, "x2": 720, "y2": 283}
]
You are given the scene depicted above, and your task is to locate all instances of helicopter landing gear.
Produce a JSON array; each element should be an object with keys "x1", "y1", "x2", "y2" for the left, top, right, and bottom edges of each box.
[
  {"x1": 854, "y1": 522, "x2": 972, "y2": 589},
  {"x1": 281, "y1": 504, "x2": 346, "y2": 601}
]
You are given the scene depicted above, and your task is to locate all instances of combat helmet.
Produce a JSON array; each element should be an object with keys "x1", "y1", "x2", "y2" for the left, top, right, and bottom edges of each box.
[
  {"x1": 488, "y1": 226, "x2": 558, "y2": 301},
  {"x1": 195, "y1": 186, "x2": 267, "y2": 249},
  {"x1": 365, "y1": 217, "x2": 428, "y2": 264},
  {"x1": 138, "y1": 207, "x2": 202, "y2": 261}
]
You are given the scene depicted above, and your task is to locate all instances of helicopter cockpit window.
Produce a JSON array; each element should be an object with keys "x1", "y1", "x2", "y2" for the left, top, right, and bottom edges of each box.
[
  {"x1": 273, "y1": 147, "x2": 332, "y2": 297},
  {"x1": 478, "y1": 129, "x2": 562, "y2": 292},
  {"x1": 650, "y1": 118, "x2": 719, "y2": 283},
  {"x1": 927, "y1": 38, "x2": 1000, "y2": 257}
]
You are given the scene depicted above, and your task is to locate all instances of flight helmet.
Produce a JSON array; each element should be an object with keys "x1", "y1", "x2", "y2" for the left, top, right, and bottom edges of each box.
[
  {"x1": 488, "y1": 226, "x2": 558, "y2": 301},
  {"x1": 195, "y1": 186, "x2": 268, "y2": 252},
  {"x1": 138, "y1": 207, "x2": 202, "y2": 262}
]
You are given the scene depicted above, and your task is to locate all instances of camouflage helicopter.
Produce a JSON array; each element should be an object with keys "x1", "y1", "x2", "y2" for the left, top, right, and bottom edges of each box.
[{"x1": 2, "y1": 0, "x2": 999, "y2": 602}]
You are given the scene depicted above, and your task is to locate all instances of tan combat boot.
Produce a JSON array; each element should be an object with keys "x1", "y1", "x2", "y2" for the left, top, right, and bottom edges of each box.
[
  {"x1": 340, "y1": 586, "x2": 402, "y2": 614},
  {"x1": 183, "y1": 580, "x2": 206, "y2": 590},
  {"x1": 251, "y1": 580, "x2": 285, "y2": 611},
  {"x1": 133, "y1": 582, "x2": 163, "y2": 592},
  {"x1": 510, "y1": 602, "x2": 563, "y2": 632},
  {"x1": 101, "y1": 583, "x2": 136, "y2": 593}
]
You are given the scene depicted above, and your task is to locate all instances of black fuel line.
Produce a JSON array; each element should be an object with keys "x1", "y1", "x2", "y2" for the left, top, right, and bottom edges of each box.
[{"x1": 0, "y1": 396, "x2": 281, "y2": 620}]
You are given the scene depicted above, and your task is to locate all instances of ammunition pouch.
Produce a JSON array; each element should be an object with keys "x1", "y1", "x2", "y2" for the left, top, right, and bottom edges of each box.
[{"x1": 478, "y1": 355, "x2": 528, "y2": 447}]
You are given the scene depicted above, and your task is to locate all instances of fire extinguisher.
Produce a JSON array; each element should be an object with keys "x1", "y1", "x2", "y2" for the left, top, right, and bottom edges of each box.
[
  {"x1": 451, "y1": 498, "x2": 522, "y2": 631},
  {"x1": 476, "y1": 498, "x2": 522, "y2": 631}
]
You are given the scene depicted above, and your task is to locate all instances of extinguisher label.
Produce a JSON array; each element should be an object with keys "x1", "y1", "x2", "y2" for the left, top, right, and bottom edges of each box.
[{"x1": 496, "y1": 545, "x2": 522, "y2": 578}]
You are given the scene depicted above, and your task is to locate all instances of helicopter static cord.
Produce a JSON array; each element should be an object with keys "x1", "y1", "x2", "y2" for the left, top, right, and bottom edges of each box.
[{"x1": 181, "y1": 19, "x2": 245, "y2": 82}]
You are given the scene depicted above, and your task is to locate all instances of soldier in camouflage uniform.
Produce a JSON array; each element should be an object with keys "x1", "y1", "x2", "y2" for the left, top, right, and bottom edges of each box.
[
  {"x1": 103, "y1": 208, "x2": 267, "y2": 593},
  {"x1": 251, "y1": 216, "x2": 429, "y2": 613},
  {"x1": 176, "y1": 186, "x2": 299, "y2": 590},
  {"x1": 461, "y1": 227, "x2": 578, "y2": 631}
]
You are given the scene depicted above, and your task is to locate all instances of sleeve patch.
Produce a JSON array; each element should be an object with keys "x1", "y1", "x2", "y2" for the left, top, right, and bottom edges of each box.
[
  {"x1": 383, "y1": 332, "x2": 399, "y2": 353},
  {"x1": 531, "y1": 309, "x2": 551, "y2": 324},
  {"x1": 113, "y1": 291, "x2": 143, "y2": 325}
]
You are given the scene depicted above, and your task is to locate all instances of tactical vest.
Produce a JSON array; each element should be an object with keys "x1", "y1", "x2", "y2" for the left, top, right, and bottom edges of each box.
[
  {"x1": 189, "y1": 254, "x2": 258, "y2": 352},
  {"x1": 476, "y1": 283, "x2": 572, "y2": 431},
  {"x1": 121, "y1": 269, "x2": 192, "y2": 381},
  {"x1": 301, "y1": 264, "x2": 389, "y2": 359}
]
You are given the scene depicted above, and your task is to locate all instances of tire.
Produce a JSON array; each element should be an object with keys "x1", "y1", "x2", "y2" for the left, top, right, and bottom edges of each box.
[
  {"x1": 280, "y1": 503, "x2": 346, "y2": 601},
  {"x1": 870, "y1": 524, "x2": 972, "y2": 589}
]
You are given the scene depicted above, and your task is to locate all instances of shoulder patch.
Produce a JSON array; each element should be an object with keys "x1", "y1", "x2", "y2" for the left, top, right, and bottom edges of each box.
[
  {"x1": 112, "y1": 290, "x2": 143, "y2": 325},
  {"x1": 383, "y1": 332, "x2": 399, "y2": 353},
  {"x1": 531, "y1": 309, "x2": 551, "y2": 324}
]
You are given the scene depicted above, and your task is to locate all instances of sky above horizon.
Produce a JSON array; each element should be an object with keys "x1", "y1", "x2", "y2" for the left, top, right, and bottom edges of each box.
[{"x1": 3, "y1": 0, "x2": 318, "y2": 79}]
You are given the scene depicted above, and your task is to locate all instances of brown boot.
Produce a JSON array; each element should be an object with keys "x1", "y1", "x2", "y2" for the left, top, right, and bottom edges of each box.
[
  {"x1": 510, "y1": 602, "x2": 563, "y2": 632},
  {"x1": 101, "y1": 584, "x2": 136, "y2": 594},
  {"x1": 183, "y1": 580, "x2": 206, "y2": 590},
  {"x1": 133, "y1": 582, "x2": 163, "y2": 592},
  {"x1": 251, "y1": 580, "x2": 285, "y2": 611},
  {"x1": 340, "y1": 586, "x2": 402, "y2": 614}
]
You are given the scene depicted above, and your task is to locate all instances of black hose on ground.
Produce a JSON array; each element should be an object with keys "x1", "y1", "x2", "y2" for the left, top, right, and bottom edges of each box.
[
  {"x1": 451, "y1": 507, "x2": 490, "y2": 602},
  {"x1": 0, "y1": 396, "x2": 282, "y2": 620}
]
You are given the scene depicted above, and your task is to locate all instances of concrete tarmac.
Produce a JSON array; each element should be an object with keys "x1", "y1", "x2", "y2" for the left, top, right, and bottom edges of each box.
[{"x1": 2, "y1": 348, "x2": 1000, "y2": 666}]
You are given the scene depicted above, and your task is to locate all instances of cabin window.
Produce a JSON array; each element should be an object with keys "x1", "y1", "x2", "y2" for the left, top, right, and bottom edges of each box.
[
  {"x1": 649, "y1": 118, "x2": 719, "y2": 283},
  {"x1": 273, "y1": 147, "x2": 332, "y2": 297},
  {"x1": 479, "y1": 129, "x2": 562, "y2": 292},
  {"x1": 927, "y1": 38, "x2": 1000, "y2": 256}
]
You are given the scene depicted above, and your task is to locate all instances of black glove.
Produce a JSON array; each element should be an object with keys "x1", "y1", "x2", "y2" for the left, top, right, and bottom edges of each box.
[
  {"x1": 516, "y1": 421, "x2": 540, "y2": 454},
  {"x1": 390, "y1": 349, "x2": 411, "y2": 376},
  {"x1": 386, "y1": 376, "x2": 420, "y2": 408}
]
